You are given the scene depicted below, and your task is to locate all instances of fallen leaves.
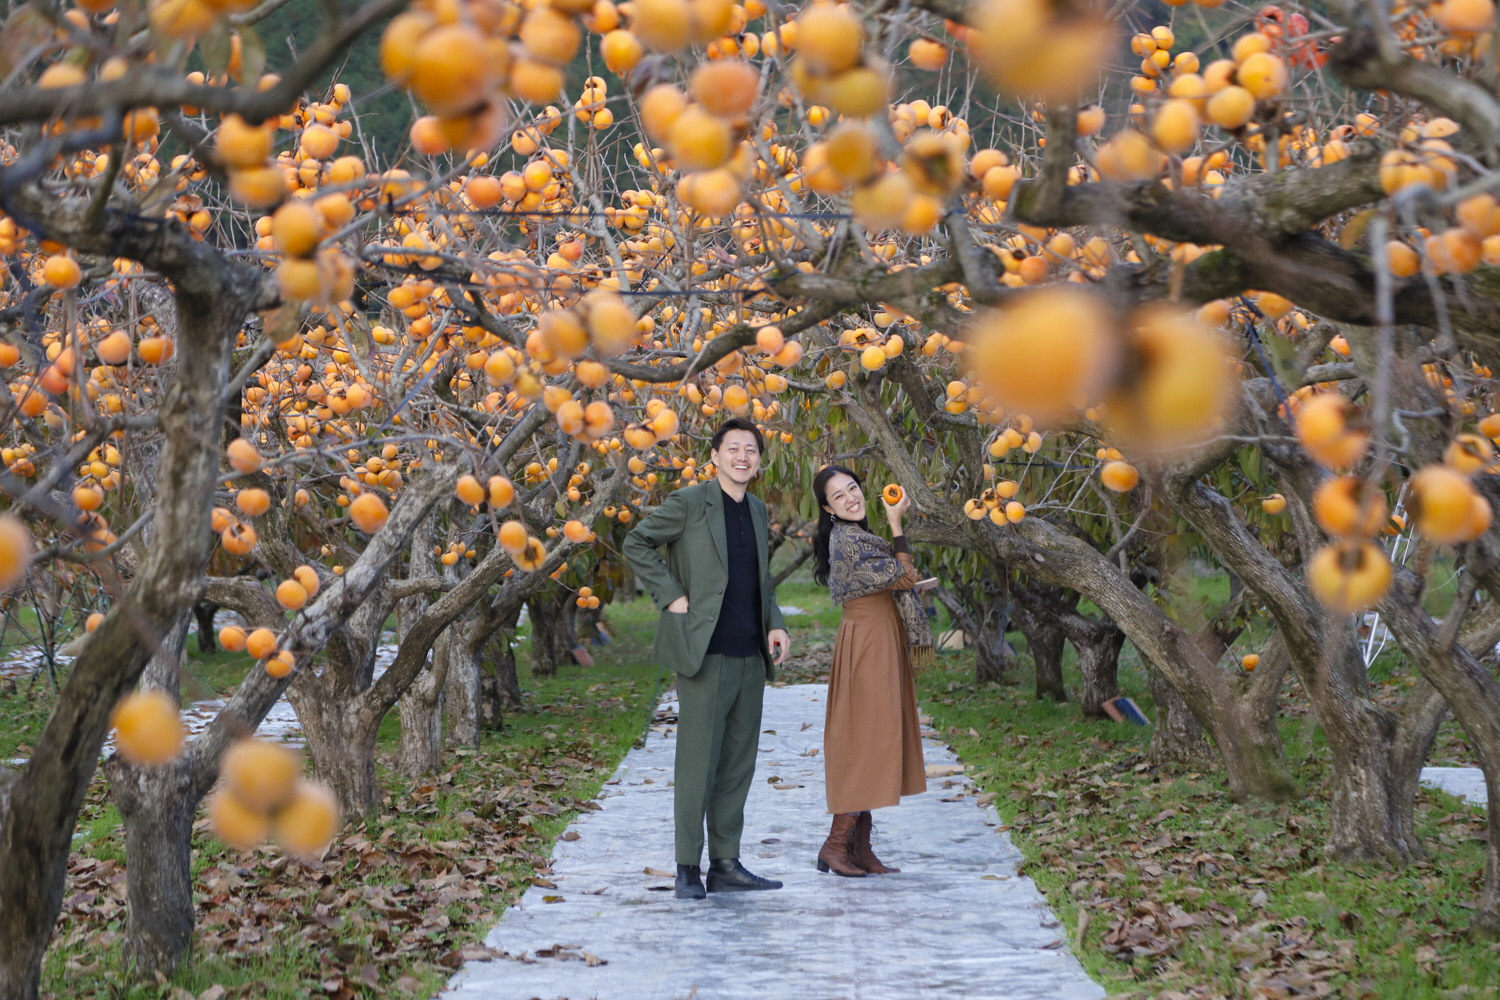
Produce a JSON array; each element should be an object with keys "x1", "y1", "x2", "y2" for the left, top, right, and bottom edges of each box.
[
  {"x1": 53, "y1": 673, "x2": 653, "y2": 998},
  {"x1": 530, "y1": 943, "x2": 606, "y2": 965},
  {"x1": 911, "y1": 668, "x2": 1488, "y2": 1000},
  {"x1": 167, "y1": 987, "x2": 227, "y2": 1000},
  {"x1": 773, "y1": 637, "x2": 834, "y2": 685}
]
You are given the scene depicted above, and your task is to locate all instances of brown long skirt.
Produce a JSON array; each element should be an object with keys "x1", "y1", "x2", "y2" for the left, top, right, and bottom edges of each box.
[{"x1": 823, "y1": 591, "x2": 927, "y2": 814}]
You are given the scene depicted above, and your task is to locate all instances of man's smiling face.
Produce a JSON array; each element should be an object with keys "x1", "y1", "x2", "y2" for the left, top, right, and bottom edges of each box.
[{"x1": 712, "y1": 429, "x2": 761, "y2": 486}]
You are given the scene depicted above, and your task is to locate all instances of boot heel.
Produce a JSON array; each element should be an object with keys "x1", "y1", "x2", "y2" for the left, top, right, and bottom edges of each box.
[{"x1": 815, "y1": 859, "x2": 830, "y2": 873}]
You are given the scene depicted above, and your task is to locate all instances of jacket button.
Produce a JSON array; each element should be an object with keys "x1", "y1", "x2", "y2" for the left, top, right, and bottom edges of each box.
[
  {"x1": 709, "y1": 615, "x2": 715, "y2": 622},
  {"x1": 717, "y1": 588, "x2": 723, "y2": 594}
]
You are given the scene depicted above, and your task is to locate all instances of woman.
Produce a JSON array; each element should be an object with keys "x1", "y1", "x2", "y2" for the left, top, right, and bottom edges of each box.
[{"x1": 812, "y1": 465, "x2": 933, "y2": 877}]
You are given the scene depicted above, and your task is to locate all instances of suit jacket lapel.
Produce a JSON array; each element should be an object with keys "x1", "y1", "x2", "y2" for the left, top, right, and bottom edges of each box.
[
  {"x1": 705, "y1": 479, "x2": 728, "y2": 569},
  {"x1": 750, "y1": 494, "x2": 769, "y2": 586}
]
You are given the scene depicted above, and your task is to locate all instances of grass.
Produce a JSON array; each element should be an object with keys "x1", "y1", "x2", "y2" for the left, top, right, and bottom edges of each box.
[
  {"x1": 6, "y1": 597, "x2": 662, "y2": 1000},
  {"x1": 0, "y1": 678, "x2": 55, "y2": 759},
  {"x1": 916, "y1": 635, "x2": 1500, "y2": 999}
]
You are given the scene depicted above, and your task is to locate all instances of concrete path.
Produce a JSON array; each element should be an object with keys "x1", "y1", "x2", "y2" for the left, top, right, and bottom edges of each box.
[
  {"x1": 446, "y1": 683, "x2": 1104, "y2": 1000},
  {"x1": 1423, "y1": 766, "x2": 1488, "y2": 805}
]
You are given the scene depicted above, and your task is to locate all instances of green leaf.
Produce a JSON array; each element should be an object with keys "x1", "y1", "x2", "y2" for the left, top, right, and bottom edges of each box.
[
  {"x1": 1242, "y1": 445, "x2": 1262, "y2": 485},
  {"x1": 1263, "y1": 332, "x2": 1303, "y2": 390},
  {"x1": 236, "y1": 25, "x2": 266, "y2": 88},
  {"x1": 201, "y1": 19, "x2": 231, "y2": 80}
]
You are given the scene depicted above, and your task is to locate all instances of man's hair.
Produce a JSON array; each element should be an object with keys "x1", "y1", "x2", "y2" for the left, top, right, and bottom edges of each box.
[{"x1": 710, "y1": 417, "x2": 765, "y2": 454}]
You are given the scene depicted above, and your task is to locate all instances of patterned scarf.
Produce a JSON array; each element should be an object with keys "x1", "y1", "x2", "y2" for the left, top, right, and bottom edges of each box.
[{"x1": 827, "y1": 520, "x2": 935, "y2": 669}]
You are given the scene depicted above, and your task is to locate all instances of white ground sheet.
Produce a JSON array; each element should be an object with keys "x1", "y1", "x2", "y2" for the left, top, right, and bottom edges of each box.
[
  {"x1": 445, "y1": 683, "x2": 1105, "y2": 1000},
  {"x1": 1422, "y1": 766, "x2": 1488, "y2": 805}
]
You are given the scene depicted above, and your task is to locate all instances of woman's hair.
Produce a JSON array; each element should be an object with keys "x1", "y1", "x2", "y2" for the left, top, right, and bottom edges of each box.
[{"x1": 812, "y1": 465, "x2": 868, "y2": 587}]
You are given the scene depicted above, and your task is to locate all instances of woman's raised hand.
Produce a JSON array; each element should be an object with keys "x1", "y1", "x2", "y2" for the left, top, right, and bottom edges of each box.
[{"x1": 883, "y1": 489, "x2": 910, "y2": 525}]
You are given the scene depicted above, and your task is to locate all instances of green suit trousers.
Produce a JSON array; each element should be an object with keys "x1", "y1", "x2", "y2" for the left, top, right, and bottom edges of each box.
[{"x1": 674, "y1": 653, "x2": 765, "y2": 866}]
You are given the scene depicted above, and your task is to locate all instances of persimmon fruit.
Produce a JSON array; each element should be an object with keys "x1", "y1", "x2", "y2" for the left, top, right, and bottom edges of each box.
[
  {"x1": 273, "y1": 782, "x2": 340, "y2": 857},
  {"x1": 111, "y1": 691, "x2": 185, "y2": 766},
  {"x1": 223, "y1": 738, "x2": 301, "y2": 812}
]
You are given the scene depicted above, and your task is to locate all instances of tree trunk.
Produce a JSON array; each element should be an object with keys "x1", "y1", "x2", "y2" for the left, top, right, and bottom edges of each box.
[
  {"x1": 1148, "y1": 665, "x2": 1216, "y2": 766},
  {"x1": 1390, "y1": 677, "x2": 1449, "y2": 853},
  {"x1": 108, "y1": 764, "x2": 197, "y2": 977},
  {"x1": 1165, "y1": 475, "x2": 1403, "y2": 830},
  {"x1": 972, "y1": 610, "x2": 1011, "y2": 684},
  {"x1": 1297, "y1": 632, "x2": 1415, "y2": 861},
  {"x1": 445, "y1": 618, "x2": 485, "y2": 749},
  {"x1": 1061, "y1": 615, "x2": 1123, "y2": 718},
  {"x1": 192, "y1": 602, "x2": 218, "y2": 654},
  {"x1": 931, "y1": 583, "x2": 1012, "y2": 684},
  {"x1": 1013, "y1": 602, "x2": 1067, "y2": 703},
  {"x1": 482, "y1": 631, "x2": 522, "y2": 724},
  {"x1": 525, "y1": 591, "x2": 575, "y2": 679},
  {"x1": 395, "y1": 632, "x2": 448, "y2": 779},
  {"x1": 394, "y1": 516, "x2": 445, "y2": 779},
  {"x1": 470, "y1": 601, "x2": 523, "y2": 733},
  {"x1": 106, "y1": 612, "x2": 195, "y2": 980},
  {"x1": 292, "y1": 690, "x2": 381, "y2": 820},
  {"x1": 1324, "y1": 724, "x2": 1410, "y2": 861},
  {"x1": 1381, "y1": 570, "x2": 1500, "y2": 931},
  {"x1": 555, "y1": 596, "x2": 578, "y2": 667},
  {"x1": 278, "y1": 595, "x2": 389, "y2": 822}
]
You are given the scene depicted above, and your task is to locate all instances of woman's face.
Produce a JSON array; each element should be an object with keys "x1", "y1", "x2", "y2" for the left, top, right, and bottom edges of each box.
[{"x1": 822, "y1": 472, "x2": 865, "y2": 522}]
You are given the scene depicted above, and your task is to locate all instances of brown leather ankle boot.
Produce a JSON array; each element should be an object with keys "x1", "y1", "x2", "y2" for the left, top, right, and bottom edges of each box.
[
  {"x1": 851, "y1": 811, "x2": 899, "y2": 874},
  {"x1": 816, "y1": 813, "x2": 866, "y2": 877}
]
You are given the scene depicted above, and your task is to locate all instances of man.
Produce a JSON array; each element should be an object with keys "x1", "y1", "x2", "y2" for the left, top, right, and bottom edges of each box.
[{"x1": 623, "y1": 417, "x2": 792, "y2": 900}]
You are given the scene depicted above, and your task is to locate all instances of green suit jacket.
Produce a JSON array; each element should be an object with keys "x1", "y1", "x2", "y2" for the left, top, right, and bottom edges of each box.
[{"x1": 622, "y1": 479, "x2": 785, "y2": 680}]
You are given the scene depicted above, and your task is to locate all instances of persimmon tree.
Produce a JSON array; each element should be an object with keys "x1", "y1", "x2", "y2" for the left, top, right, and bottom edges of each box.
[{"x1": 12, "y1": 0, "x2": 1500, "y2": 989}]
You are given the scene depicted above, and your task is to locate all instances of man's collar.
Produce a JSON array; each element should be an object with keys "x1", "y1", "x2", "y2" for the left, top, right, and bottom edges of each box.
[{"x1": 709, "y1": 476, "x2": 751, "y2": 505}]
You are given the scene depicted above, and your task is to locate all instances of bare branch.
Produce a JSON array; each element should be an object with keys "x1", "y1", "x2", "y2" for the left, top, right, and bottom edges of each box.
[
  {"x1": 1331, "y1": 23, "x2": 1500, "y2": 161},
  {"x1": 603, "y1": 299, "x2": 838, "y2": 383},
  {"x1": 0, "y1": 0, "x2": 406, "y2": 128}
]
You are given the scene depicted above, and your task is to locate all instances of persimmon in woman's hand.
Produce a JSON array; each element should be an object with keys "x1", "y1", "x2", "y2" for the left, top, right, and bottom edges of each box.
[{"x1": 882, "y1": 483, "x2": 910, "y2": 521}]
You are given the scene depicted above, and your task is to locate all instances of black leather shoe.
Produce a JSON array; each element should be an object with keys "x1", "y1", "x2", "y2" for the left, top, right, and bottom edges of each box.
[
  {"x1": 706, "y1": 858, "x2": 783, "y2": 893},
  {"x1": 675, "y1": 864, "x2": 707, "y2": 900}
]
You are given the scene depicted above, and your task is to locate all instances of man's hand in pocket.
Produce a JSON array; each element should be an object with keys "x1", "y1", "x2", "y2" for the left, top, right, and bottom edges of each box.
[{"x1": 666, "y1": 596, "x2": 689, "y2": 614}]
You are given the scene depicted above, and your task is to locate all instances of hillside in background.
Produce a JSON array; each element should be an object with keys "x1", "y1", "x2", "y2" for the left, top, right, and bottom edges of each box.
[
  {"x1": 249, "y1": 3, "x2": 643, "y2": 171},
  {"x1": 255, "y1": 3, "x2": 414, "y2": 158}
]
